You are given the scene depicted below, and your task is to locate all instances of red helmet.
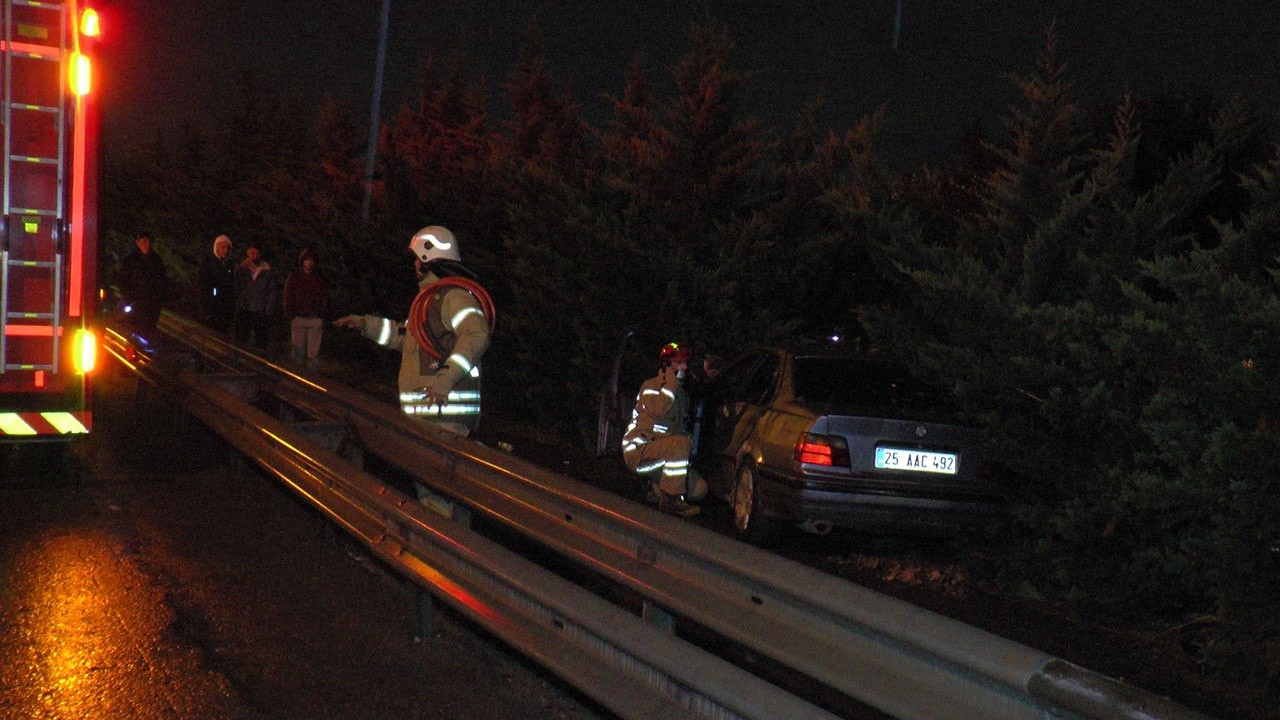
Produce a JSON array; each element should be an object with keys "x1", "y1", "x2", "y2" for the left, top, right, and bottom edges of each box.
[{"x1": 659, "y1": 342, "x2": 690, "y2": 364}]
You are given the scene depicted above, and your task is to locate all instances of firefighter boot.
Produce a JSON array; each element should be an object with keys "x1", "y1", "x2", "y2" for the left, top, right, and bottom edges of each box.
[{"x1": 659, "y1": 494, "x2": 700, "y2": 518}]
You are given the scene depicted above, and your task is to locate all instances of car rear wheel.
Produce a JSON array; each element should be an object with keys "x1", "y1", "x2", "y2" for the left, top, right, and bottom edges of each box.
[{"x1": 732, "y1": 462, "x2": 771, "y2": 541}]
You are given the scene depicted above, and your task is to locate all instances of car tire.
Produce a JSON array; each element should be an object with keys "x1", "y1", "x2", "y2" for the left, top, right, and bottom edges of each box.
[{"x1": 732, "y1": 462, "x2": 771, "y2": 542}]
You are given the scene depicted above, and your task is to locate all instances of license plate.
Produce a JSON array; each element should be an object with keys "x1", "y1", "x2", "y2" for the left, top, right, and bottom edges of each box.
[{"x1": 875, "y1": 447, "x2": 957, "y2": 475}]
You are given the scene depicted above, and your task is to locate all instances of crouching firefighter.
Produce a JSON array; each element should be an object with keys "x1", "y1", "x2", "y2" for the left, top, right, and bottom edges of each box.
[
  {"x1": 622, "y1": 342, "x2": 708, "y2": 518},
  {"x1": 334, "y1": 225, "x2": 494, "y2": 437}
]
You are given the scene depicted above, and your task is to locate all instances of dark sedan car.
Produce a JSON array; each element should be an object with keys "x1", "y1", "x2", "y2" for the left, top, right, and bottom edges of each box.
[{"x1": 693, "y1": 341, "x2": 1005, "y2": 538}]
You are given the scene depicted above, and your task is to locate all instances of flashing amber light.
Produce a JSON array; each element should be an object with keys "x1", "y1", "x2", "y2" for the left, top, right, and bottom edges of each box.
[
  {"x1": 794, "y1": 433, "x2": 850, "y2": 467},
  {"x1": 70, "y1": 53, "x2": 91, "y2": 96},
  {"x1": 81, "y1": 9, "x2": 101, "y2": 38},
  {"x1": 74, "y1": 329, "x2": 97, "y2": 374}
]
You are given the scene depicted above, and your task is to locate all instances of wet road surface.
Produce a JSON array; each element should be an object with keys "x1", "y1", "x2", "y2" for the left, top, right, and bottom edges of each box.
[{"x1": 0, "y1": 375, "x2": 608, "y2": 720}]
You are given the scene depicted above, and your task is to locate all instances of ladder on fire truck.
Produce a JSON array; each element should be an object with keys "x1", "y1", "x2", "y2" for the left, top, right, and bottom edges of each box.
[{"x1": 0, "y1": 0, "x2": 70, "y2": 374}]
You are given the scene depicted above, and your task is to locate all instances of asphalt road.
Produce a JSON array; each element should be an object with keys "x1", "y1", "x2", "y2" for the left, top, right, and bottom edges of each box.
[{"x1": 0, "y1": 373, "x2": 609, "y2": 720}]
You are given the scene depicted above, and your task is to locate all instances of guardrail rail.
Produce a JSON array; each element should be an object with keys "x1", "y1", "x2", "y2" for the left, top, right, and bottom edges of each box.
[{"x1": 100, "y1": 314, "x2": 1215, "y2": 720}]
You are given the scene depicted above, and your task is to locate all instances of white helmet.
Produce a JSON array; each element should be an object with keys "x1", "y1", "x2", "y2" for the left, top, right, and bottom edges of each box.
[{"x1": 408, "y1": 225, "x2": 459, "y2": 263}]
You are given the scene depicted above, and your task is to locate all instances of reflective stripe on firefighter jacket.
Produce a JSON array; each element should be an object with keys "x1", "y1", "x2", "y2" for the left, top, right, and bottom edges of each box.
[{"x1": 358, "y1": 273, "x2": 490, "y2": 434}]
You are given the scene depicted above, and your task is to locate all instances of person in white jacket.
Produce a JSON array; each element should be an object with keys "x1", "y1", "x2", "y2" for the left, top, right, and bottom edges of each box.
[{"x1": 334, "y1": 226, "x2": 491, "y2": 437}]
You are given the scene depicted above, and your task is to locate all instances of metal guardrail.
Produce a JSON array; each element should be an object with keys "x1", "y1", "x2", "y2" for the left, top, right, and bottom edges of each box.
[{"x1": 103, "y1": 314, "x2": 1215, "y2": 720}]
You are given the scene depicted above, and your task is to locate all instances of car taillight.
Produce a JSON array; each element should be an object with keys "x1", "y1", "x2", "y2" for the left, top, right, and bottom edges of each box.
[{"x1": 794, "y1": 433, "x2": 850, "y2": 467}]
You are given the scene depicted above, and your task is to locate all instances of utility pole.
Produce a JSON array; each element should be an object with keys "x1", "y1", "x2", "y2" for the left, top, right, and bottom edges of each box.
[
  {"x1": 891, "y1": 0, "x2": 903, "y2": 51},
  {"x1": 363, "y1": 0, "x2": 391, "y2": 221}
]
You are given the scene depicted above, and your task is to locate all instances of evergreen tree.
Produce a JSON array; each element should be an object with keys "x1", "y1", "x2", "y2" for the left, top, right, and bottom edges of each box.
[
  {"x1": 493, "y1": 22, "x2": 598, "y2": 436},
  {"x1": 976, "y1": 26, "x2": 1091, "y2": 294},
  {"x1": 749, "y1": 102, "x2": 895, "y2": 343},
  {"x1": 101, "y1": 120, "x2": 226, "y2": 310},
  {"x1": 1101, "y1": 155, "x2": 1280, "y2": 684},
  {"x1": 211, "y1": 75, "x2": 314, "y2": 250},
  {"x1": 863, "y1": 28, "x2": 1280, "y2": 678},
  {"x1": 100, "y1": 131, "x2": 180, "y2": 282},
  {"x1": 255, "y1": 97, "x2": 383, "y2": 316},
  {"x1": 596, "y1": 55, "x2": 674, "y2": 213},
  {"x1": 497, "y1": 175, "x2": 624, "y2": 440},
  {"x1": 498, "y1": 17, "x2": 771, "y2": 439},
  {"x1": 662, "y1": 17, "x2": 766, "y2": 270},
  {"x1": 593, "y1": 18, "x2": 770, "y2": 357},
  {"x1": 315, "y1": 96, "x2": 366, "y2": 210},
  {"x1": 500, "y1": 22, "x2": 587, "y2": 177},
  {"x1": 383, "y1": 54, "x2": 503, "y2": 280}
]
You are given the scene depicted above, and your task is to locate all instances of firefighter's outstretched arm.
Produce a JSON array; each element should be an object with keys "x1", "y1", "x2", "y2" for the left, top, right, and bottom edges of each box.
[{"x1": 334, "y1": 314, "x2": 406, "y2": 350}]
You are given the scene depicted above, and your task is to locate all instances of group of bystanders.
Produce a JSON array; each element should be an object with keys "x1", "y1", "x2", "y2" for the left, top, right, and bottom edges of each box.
[
  {"x1": 118, "y1": 232, "x2": 329, "y2": 371},
  {"x1": 115, "y1": 226, "x2": 491, "y2": 443}
]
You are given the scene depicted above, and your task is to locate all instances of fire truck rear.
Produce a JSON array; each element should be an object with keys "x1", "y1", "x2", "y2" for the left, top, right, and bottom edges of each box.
[{"x1": 0, "y1": 1, "x2": 100, "y2": 448}]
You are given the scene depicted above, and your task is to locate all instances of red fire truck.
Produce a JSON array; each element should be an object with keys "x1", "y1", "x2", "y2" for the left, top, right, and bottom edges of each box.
[{"x1": 0, "y1": 0, "x2": 100, "y2": 446}]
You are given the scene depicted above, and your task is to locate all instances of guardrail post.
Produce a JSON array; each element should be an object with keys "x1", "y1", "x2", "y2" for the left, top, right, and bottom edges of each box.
[
  {"x1": 414, "y1": 585, "x2": 435, "y2": 640},
  {"x1": 415, "y1": 483, "x2": 471, "y2": 528},
  {"x1": 340, "y1": 442, "x2": 364, "y2": 469},
  {"x1": 319, "y1": 517, "x2": 339, "y2": 546},
  {"x1": 642, "y1": 599, "x2": 676, "y2": 634}
]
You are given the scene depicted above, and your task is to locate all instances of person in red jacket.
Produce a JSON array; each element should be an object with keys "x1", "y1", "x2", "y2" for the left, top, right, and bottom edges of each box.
[{"x1": 282, "y1": 247, "x2": 330, "y2": 370}]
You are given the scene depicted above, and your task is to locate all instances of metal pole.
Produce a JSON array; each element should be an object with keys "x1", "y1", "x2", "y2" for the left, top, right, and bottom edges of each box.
[
  {"x1": 362, "y1": 0, "x2": 391, "y2": 222},
  {"x1": 891, "y1": 0, "x2": 903, "y2": 51}
]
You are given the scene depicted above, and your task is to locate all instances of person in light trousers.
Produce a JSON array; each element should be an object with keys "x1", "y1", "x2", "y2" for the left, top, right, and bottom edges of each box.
[{"x1": 282, "y1": 247, "x2": 329, "y2": 370}]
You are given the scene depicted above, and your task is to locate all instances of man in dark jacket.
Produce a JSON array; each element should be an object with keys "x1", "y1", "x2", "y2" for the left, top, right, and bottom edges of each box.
[
  {"x1": 117, "y1": 232, "x2": 170, "y2": 341},
  {"x1": 233, "y1": 244, "x2": 276, "y2": 351},
  {"x1": 282, "y1": 246, "x2": 329, "y2": 370},
  {"x1": 196, "y1": 234, "x2": 236, "y2": 335}
]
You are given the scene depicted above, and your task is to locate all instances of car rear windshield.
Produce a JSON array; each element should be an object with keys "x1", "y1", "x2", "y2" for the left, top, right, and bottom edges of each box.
[{"x1": 792, "y1": 356, "x2": 951, "y2": 413}]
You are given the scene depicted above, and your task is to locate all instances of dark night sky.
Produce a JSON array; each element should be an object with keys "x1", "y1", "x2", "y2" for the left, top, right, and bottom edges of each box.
[{"x1": 97, "y1": 1, "x2": 1279, "y2": 169}]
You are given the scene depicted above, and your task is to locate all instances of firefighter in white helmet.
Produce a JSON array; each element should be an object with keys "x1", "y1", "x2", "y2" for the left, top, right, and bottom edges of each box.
[
  {"x1": 334, "y1": 225, "x2": 492, "y2": 436},
  {"x1": 622, "y1": 342, "x2": 708, "y2": 518}
]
